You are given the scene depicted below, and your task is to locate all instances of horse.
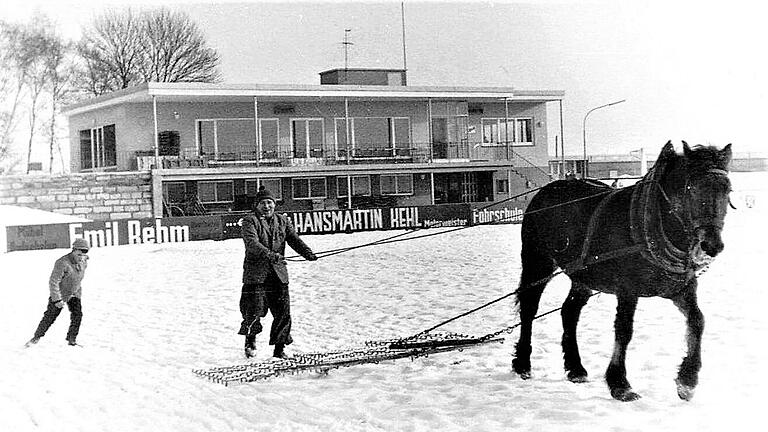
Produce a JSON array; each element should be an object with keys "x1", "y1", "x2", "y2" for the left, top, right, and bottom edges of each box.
[{"x1": 511, "y1": 141, "x2": 733, "y2": 401}]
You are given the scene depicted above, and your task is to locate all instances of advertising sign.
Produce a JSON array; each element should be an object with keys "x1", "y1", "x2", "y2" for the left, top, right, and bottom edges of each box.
[
  {"x1": 6, "y1": 204, "x2": 477, "y2": 252},
  {"x1": 222, "y1": 204, "x2": 472, "y2": 239},
  {"x1": 6, "y1": 216, "x2": 222, "y2": 252},
  {"x1": 469, "y1": 202, "x2": 528, "y2": 225}
]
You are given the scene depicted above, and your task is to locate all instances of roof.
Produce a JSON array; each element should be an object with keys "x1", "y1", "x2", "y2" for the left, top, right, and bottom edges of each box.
[
  {"x1": 62, "y1": 82, "x2": 565, "y2": 116},
  {"x1": 319, "y1": 68, "x2": 407, "y2": 74}
]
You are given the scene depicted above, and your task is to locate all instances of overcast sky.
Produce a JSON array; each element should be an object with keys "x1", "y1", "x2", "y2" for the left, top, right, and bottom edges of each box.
[{"x1": 5, "y1": 0, "x2": 766, "y2": 157}]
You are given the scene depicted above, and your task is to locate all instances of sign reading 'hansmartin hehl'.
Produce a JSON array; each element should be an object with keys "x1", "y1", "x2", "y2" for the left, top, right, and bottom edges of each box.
[{"x1": 290, "y1": 207, "x2": 420, "y2": 233}]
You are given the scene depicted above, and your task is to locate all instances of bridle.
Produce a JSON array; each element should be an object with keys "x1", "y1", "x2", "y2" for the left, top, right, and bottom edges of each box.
[{"x1": 657, "y1": 167, "x2": 730, "y2": 239}]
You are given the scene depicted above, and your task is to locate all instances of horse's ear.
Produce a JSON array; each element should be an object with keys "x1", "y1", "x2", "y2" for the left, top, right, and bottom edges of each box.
[
  {"x1": 720, "y1": 143, "x2": 733, "y2": 166},
  {"x1": 682, "y1": 140, "x2": 692, "y2": 157},
  {"x1": 659, "y1": 140, "x2": 677, "y2": 161}
]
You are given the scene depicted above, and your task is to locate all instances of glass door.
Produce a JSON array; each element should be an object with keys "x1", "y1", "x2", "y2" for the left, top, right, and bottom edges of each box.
[
  {"x1": 292, "y1": 119, "x2": 324, "y2": 159},
  {"x1": 431, "y1": 118, "x2": 448, "y2": 159}
]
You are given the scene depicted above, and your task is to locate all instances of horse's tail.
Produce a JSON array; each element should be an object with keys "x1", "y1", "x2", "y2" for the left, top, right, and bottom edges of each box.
[{"x1": 516, "y1": 185, "x2": 559, "y2": 306}]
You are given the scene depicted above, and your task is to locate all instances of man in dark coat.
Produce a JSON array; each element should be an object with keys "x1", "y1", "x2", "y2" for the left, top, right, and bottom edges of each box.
[
  {"x1": 239, "y1": 187, "x2": 317, "y2": 358},
  {"x1": 26, "y1": 238, "x2": 90, "y2": 347}
]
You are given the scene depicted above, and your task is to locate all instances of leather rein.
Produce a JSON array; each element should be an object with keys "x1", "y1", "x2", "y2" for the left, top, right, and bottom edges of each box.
[{"x1": 564, "y1": 167, "x2": 729, "y2": 279}]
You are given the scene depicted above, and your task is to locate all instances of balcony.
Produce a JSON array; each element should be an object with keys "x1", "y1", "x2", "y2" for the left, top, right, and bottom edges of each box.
[{"x1": 133, "y1": 141, "x2": 525, "y2": 170}]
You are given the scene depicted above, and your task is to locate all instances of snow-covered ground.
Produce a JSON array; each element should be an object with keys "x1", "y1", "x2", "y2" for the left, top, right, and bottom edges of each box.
[{"x1": 1, "y1": 172, "x2": 766, "y2": 432}]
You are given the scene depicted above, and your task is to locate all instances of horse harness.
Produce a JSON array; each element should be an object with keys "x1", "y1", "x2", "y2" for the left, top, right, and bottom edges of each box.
[{"x1": 563, "y1": 165, "x2": 729, "y2": 280}]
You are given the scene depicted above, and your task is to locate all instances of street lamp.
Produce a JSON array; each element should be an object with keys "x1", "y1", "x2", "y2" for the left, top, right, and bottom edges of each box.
[{"x1": 582, "y1": 99, "x2": 626, "y2": 178}]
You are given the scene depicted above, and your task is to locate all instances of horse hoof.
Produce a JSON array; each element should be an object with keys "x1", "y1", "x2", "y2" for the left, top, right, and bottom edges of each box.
[
  {"x1": 610, "y1": 388, "x2": 642, "y2": 402},
  {"x1": 676, "y1": 380, "x2": 696, "y2": 401},
  {"x1": 512, "y1": 358, "x2": 531, "y2": 379},
  {"x1": 568, "y1": 373, "x2": 589, "y2": 383},
  {"x1": 567, "y1": 368, "x2": 589, "y2": 383}
]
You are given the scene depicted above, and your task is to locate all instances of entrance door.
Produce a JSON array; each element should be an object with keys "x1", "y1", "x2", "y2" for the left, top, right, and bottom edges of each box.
[{"x1": 462, "y1": 172, "x2": 478, "y2": 202}]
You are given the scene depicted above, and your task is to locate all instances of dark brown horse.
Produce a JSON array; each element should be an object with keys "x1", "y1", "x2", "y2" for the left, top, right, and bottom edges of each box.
[{"x1": 512, "y1": 141, "x2": 732, "y2": 401}]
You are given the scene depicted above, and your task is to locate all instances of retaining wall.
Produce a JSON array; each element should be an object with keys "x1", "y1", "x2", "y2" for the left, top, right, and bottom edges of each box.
[{"x1": 0, "y1": 172, "x2": 153, "y2": 221}]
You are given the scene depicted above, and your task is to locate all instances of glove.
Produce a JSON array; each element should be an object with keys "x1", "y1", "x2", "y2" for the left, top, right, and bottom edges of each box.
[
  {"x1": 306, "y1": 252, "x2": 318, "y2": 261},
  {"x1": 54, "y1": 300, "x2": 65, "y2": 309},
  {"x1": 269, "y1": 253, "x2": 285, "y2": 264}
]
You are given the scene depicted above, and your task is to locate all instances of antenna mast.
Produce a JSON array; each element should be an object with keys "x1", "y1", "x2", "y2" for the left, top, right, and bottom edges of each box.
[{"x1": 401, "y1": 2, "x2": 407, "y2": 72}]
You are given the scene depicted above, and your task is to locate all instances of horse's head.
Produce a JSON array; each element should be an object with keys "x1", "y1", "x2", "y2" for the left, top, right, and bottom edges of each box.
[{"x1": 658, "y1": 141, "x2": 733, "y2": 258}]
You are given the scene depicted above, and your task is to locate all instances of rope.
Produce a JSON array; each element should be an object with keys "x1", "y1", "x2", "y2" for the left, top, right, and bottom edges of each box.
[{"x1": 286, "y1": 186, "x2": 615, "y2": 262}]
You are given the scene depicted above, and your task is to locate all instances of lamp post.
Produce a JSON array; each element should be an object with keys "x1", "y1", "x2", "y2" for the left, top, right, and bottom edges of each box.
[{"x1": 582, "y1": 99, "x2": 625, "y2": 178}]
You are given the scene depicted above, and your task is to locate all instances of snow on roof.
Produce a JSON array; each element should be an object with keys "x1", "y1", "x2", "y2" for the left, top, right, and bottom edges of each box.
[{"x1": 0, "y1": 205, "x2": 90, "y2": 254}]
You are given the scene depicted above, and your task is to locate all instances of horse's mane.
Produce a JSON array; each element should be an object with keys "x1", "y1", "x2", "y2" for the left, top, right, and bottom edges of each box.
[
  {"x1": 683, "y1": 144, "x2": 731, "y2": 173},
  {"x1": 631, "y1": 145, "x2": 693, "y2": 277}
]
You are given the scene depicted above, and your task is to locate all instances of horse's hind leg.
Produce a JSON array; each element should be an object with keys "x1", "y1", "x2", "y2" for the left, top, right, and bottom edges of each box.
[
  {"x1": 561, "y1": 282, "x2": 592, "y2": 382},
  {"x1": 605, "y1": 293, "x2": 641, "y2": 401},
  {"x1": 672, "y1": 282, "x2": 704, "y2": 401},
  {"x1": 512, "y1": 243, "x2": 555, "y2": 379}
]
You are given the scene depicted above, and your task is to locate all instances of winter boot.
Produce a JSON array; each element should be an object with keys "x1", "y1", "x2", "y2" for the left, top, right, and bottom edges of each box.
[
  {"x1": 25, "y1": 337, "x2": 40, "y2": 348},
  {"x1": 244, "y1": 335, "x2": 256, "y2": 358},
  {"x1": 273, "y1": 343, "x2": 288, "y2": 359}
]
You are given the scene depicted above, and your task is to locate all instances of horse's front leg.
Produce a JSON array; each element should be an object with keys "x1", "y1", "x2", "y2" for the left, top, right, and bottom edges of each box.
[
  {"x1": 672, "y1": 281, "x2": 704, "y2": 401},
  {"x1": 605, "y1": 293, "x2": 640, "y2": 401},
  {"x1": 561, "y1": 282, "x2": 592, "y2": 382}
]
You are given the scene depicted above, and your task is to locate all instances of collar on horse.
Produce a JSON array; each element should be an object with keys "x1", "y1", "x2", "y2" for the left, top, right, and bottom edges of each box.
[
  {"x1": 629, "y1": 160, "x2": 693, "y2": 277},
  {"x1": 565, "y1": 161, "x2": 721, "y2": 280}
]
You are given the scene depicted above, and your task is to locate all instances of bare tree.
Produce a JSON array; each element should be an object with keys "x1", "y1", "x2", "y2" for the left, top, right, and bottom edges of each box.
[
  {"x1": 23, "y1": 33, "x2": 51, "y2": 173},
  {"x1": 139, "y1": 9, "x2": 220, "y2": 83},
  {"x1": 0, "y1": 21, "x2": 27, "y2": 173},
  {"x1": 44, "y1": 34, "x2": 77, "y2": 173},
  {"x1": 77, "y1": 8, "x2": 220, "y2": 96},
  {"x1": 1, "y1": 16, "x2": 78, "y2": 175},
  {"x1": 77, "y1": 9, "x2": 142, "y2": 95}
]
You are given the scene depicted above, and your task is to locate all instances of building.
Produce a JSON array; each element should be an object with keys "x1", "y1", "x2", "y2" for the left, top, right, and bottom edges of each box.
[{"x1": 62, "y1": 69, "x2": 563, "y2": 218}]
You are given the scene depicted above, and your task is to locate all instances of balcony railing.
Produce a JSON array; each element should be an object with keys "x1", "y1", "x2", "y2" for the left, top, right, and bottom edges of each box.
[{"x1": 132, "y1": 141, "x2": 531, "y2": 170}]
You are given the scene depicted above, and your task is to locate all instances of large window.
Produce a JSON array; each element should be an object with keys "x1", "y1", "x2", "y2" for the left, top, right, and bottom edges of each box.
[
  {"x1": 197, "y1": 118, "x2": 257, "y2": 159},
  {"x1": 335, "y1": 117, "x2": 411, "y2": 157},
  {"x1": 380, "y1": 174, "x2": 413, "y2": 195},
  {"x1": 481, "y1": 118, "x2": 533, "y2": 146},
  {"x1": 259, "y1": 119, "x2": 279, "y2": 159},
  {"x1": 163, "y1": 182, "x2": 187, "y2": 204},
  {"x1": 292, "y1": 177, "x2": 327, "y2": 200},
  {"x1": 79, "y1": 124, "x2": 116, "y2": 169},
  {"x1": 337, "y1": 175, "x2": 372, "y2": 197},
  {"x1": 245, "y1": 178, "x2": 283, "y2": 200},
  {"x1": 198, "y1": 181, "x2": 234, "y2": 203},
  {"x1": 291, "y1": 119, "x2": 324, "y2": 158}
]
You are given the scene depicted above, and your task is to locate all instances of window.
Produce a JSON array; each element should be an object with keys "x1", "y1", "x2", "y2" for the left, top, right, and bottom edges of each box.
[
  {"x1": 259, "y1": 119, "x2": 279, "y2": 159},
  {"x1": 496, "y1": 179, "x2": 509, "y2": 194},
  {"x1": 163, "y1": 182, "x2": 187, "y2": 204},
  {"x1": 381, "y1": 174, "x2": 413, "y2": 195},
  {"x1": 79, "y1": 130, "x2": 92, "y2": 169},
  {"x1": 79, "y1": 124, "x2": 116, "y2": 170},
  {"x1": 197, "y1": 118, "x2": 257, "y2": 159},
  {"x1": 198, "y1": 181, "x2": 234, "y2": 203},
  {"x1": 245, "y1": 178, "x2": 283, "y2": 200},
  {"x1": 515, "y1": 118, "x2": 533, "y2": 144},
  {"x1": 481, "y1": 118, "x2": 533, "y2": 146},
  {"x1": 335, "y1": 117, "x2": 411, "y2": 158},
  {"x1": 337, "y1": 176, "x2": 372, "y2": 197},
  {"x1": 291, "y1": 119, "x2": 324, "y2": 158},
  {"x1": 292, "y1": 177, "x2": 327, "y2": 199}
]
